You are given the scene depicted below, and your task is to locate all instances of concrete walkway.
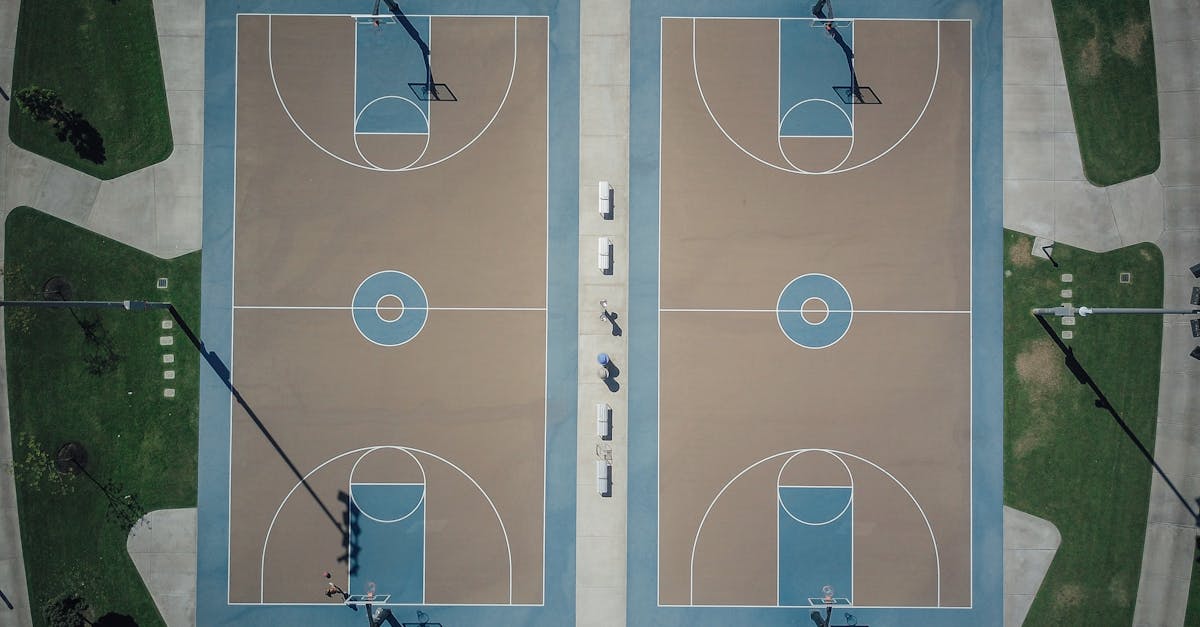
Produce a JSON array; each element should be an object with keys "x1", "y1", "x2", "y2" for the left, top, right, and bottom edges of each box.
[
  {"x1": 0, "y1": 0, "x2": 204, "y2": 258},
  {"x1": 1004, "y1": 507, "x2": 1062, "y2": 627},
  {"x1": 1004, "y1": 1, "x2": 1200, "y2": 625},
  {"x1": 127, "y1": 509, "x2": 198, "y2": 627},
  {"x1": 0, "y1": 1, "x2": 204, "y2": 625},
  {"x1": 576, "y1": 3, "x2": 631, "y2": 626}
]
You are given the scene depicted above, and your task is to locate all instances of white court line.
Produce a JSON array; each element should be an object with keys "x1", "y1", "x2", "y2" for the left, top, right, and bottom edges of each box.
[
  {"x1": 775, "y1": 450, "x2": 855, "y2": 604},
  {"x1": 776, "y1": 451, "x2": 854, "y2": 527},
  {"x1": 348, "y1": 448, "x2": 427, "y2": 524},
  {"x1": 659, "y1": 14, "x2": 972, "y2": 610},
  {"x1": 233, "y1": 305, "x2": 546, "y2": 311},
  {"x1": 690, "y1": 18, "x2": 943, "y2": 176},
  {"x1": 352, "y1": 95, "x2": 431, "y2": 170},
  {"x1": 660, "y1": 308, "x2": 969, "y2": 314},
  {"x1": 226, "y1": 16, "x2": 243, "y2": 605},
  {"x1": 259, "y1": 444, "x2": 514, "y2": 604},
  {"x1": 689, "y1": 448, "x2": 940, "y2": 607},
  {"x1": 266, "y1": 14, "x2": 519, "y2": 173},
  {"x1": 777, "y1": 98, "x2": 856, "y2": 172},
  {"x1": 230, "y1": 11, "x2": 551, "y2": 607}
]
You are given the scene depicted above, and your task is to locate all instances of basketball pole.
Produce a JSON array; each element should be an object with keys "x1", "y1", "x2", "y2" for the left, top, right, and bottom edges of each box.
[{"x1": 380, "y1": 0, "x2": 439, "y2": 98}]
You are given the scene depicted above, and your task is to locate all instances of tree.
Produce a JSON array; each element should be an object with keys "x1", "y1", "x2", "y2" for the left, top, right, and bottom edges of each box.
[
  {"x1": 0, "y1": 263, "x2": 36, "y2": 335},
  {"x1": 4, "y1": 432, "x2": 76, "y2": 496},
  {"x1": 15, "y1": 86, "x2": 66, "y2": 125}
]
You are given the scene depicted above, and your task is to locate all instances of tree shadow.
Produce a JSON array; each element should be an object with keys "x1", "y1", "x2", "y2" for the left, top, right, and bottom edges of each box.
[
  {"x1": 68, "y1": 309, "x2": 121, "y2": 376},
  {"x1": 56, "y1": 112, "x2": 106, "y2": 165},
  {"x1": 1033, "y1": 313, "x2": 1199, "y2": 525},
  {"x1": 95, "y1": 612, "x2": 138, "y2": 627}
]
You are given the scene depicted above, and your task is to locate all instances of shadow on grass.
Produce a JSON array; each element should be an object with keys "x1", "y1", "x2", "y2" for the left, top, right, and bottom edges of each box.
[
  {"x1": 1033, "y1": 313, "x2": 1199, "y2": 526},
  {"x1": 55, "y1": 112, "x2": 106, "y2": 165}
]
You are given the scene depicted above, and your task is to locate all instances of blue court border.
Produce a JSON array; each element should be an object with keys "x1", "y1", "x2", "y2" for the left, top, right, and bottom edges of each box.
[
  {"x1": 628, "y1": 1, "x2": 1002, "y2": 625},
  {"x1": 199, "y1": 1, "x2": 578, "y2": 625}
]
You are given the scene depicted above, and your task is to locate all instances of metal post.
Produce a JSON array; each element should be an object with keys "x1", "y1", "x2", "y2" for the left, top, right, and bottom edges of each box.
[{"x1": 1033, "y1": 305, "x2": 1199, "y2": 317}]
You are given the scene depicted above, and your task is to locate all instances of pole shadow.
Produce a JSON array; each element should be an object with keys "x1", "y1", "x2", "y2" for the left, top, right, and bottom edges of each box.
[
  {"x1": 166, "y1": 306, "x2": 348, "y2": 538},
  {"x1": 337, "y1": 490, "x2": 362, "y2": 574}
]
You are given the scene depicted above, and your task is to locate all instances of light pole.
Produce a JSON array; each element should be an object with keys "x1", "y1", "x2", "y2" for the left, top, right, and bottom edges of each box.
[
  {"x1": 1030, "y1": 306, "x2": 1200, "y2": 524},
  {"x1": 1032, "y1": 305, "x2": 1199, "y2": 317}
]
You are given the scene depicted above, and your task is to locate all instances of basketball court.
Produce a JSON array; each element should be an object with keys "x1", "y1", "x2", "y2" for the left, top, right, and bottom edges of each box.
[
  {"x1": 627, "y1": 2, "x2": 1002, "y2": 626},
  {"x1": 198, "y1": 1, "x2": 578, "y2": 625}
]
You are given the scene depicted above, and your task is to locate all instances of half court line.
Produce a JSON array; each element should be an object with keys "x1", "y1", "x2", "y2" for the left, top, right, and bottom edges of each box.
[
  {"x1": 661, "y1": 308, "x2": 969, "y2": 314},
  {"x1": 233, "y1": 305, "x2": 546, "y2": 311}
]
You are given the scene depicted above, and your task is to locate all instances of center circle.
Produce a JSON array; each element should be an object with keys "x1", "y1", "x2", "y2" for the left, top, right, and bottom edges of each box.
[
  {"x1": 776, "y1": 273, "x2": 853, "y2": 349},
  {"x1": 375, "y1": 294, "x2": 405, "y2": 323},
  {"x1": 800, "y1": 297, "x2": 829, "y2": 325},
  {"x1": 351, "y1": 270, "x2": 428, "y2": 347}
]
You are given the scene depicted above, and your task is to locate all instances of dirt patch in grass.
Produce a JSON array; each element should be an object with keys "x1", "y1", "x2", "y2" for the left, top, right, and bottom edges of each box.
[
  {"x1": 1113, "y1": 20, "x2": 1149, "y2": 63},
  {"x1": 1140, "y1": 248, "x2": 1153, "y2": 262},
  {"x1": 1080, "y1": 37, "x2": 1102, "y2": 78},
  {"x1": 1008, "y1": 236, "x2": 1035, "y2": 269},
  {"x1": 1108, "y1": 575, "x2": 1130, "y2": 607},
  {"x1": 1016, "y1": 338, "x2": 1065, "y2": 406},
  {"x1": 1055, "y1": 583, "x2": 1086, "y2": 609},
  {"x1": 1013, "y1": 411, "x2": 1051, "y2": 459}
]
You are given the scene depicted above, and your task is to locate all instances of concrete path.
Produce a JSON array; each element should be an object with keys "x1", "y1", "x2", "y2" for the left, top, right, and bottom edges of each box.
[
  {"x1": 1135, "y1": 4, "x2": 1200, "y2": 626},
  {"x1": 0, "y1": 1, "x2": 35, "y2": 624},
  {"x1": 1005, "y1": 1, "x2": 1200, "y2": 625},
  {"x1": 0, "y1": 1, "x2": 204, "y2": 626},
  {"x1": 1004, "y1": 507, "x2": 1062, "y2": 627},
  {"x1": 0, "y1": 0, "x2": 204, "y2": 259},
  {"x1": 127, "y1": 509, "x2": 198, "y2": 627},
  {"x1": 576, "y1": 2, "x2": 631, "y2": 626}
]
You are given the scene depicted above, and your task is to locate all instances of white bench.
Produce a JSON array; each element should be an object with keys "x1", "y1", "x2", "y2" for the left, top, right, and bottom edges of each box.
[
  {"x1": 596, "y1": 461, "x2": 611, "y2": 497},
  {"x1": 599, "y1": 181, "x2": 613, "y2": 218},
  {"x1": 598, "y1": 237, "x2": 612, "y2": 272},
  {"x1": 596, "y1": 403, "x2": 611, "y2": 440}
]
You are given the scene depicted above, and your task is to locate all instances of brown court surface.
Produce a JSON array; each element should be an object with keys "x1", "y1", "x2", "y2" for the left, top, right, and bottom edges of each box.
[
  {"x1": 228, "y1": 14, "x2": 549, "y2": 604},
  {"x1": 657, "y1": 18, "x2": 973, "y2": 607}
]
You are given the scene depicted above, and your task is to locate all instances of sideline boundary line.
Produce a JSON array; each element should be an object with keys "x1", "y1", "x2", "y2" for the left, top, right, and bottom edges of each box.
[
  {"x1": 228, "y1": 10, "x2": 555, "y2": 608},
  {"x1": 656, "y1": 14, "x2": 973, "y2": 612}
]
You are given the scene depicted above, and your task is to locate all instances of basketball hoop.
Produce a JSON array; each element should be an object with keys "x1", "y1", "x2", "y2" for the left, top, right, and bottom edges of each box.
[{"x1": 822, "y1": 584, "x2": 836, "y2": 605}]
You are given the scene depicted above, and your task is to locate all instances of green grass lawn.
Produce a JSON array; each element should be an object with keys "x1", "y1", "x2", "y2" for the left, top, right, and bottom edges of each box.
[
  {"x1": 1051, "y1": 0, "x2": 1160, "y2": 186},
  {"x1": 1004, "y1": 230, "x2": 1163, "y2": 623},
  {"x1": 4, "y1": 207, "x2": 198, "y2": 627},
  {"x1": 1187, "y1": 553, "x2": 1200, "y2": 626},
  {"x1": 8, "y1": 0, "x2": 172, "y2": 180},
  {"x1": 1190, "y1": 552, "x2": 1200, "y2": 624}
]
